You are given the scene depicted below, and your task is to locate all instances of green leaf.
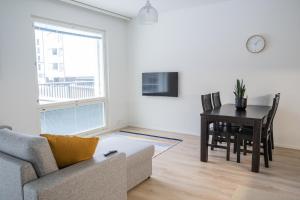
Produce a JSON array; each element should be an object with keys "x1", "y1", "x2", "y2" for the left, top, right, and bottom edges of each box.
[{"x1": 234, "y1": 78, "x2": 246, "y2": 98}]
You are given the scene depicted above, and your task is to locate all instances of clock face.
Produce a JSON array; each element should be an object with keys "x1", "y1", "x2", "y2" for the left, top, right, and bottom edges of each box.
[{"x1": 246, "y1": 35, "x2": 265, "y2": 53}]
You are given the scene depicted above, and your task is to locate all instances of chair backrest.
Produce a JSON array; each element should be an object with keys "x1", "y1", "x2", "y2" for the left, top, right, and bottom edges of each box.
[
  {"x1": 274, "y1": 93, "x2": 280, "y2": 116},
  {"x1": 264, "y1": 96, "x2": 280, "y2": 136},
  {"x1": 212, "y1": 92, "x2": 222, "y2": 108},
  {"x1": 201, "y1": 94, "x2": 213, "y2": 112}
]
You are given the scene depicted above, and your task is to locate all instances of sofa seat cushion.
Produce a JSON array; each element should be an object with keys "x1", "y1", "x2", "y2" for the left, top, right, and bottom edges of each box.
[
  {"x1": 0, "y1": 129, "x2": 58, "y2": 177},
  {"x1": 95, "y1": 137, "x2": 154, "y2": 167}
]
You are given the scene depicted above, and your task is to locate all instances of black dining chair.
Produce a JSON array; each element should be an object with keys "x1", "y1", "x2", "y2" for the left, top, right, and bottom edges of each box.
[
  {"x1": 201, "y1": 94, "x2": 213, "y2": 112},
  {"x1": 270, "y1": 93, "x2": 280, "y2": 149},
  {"x1": 212, "y1": 92, "x2": 222, "y2": 108},
  {"x1": 201, "y1": 94, "x2": 219, "y2": 150},
  {"x1": 212, "y1": 91, "x2": 240, "y2": 153},
  {"x1": 201, "y1": 93, "x2": 237, "y2": 160},
  {"x1": 236, "y1": 96, "x2": 280, "y2": 167},
  {"x1": 244, "y1": 93, "x2": 280, "y2": 152},
  {"x1": 201, "y1": 94, "x2": 215, "y2": 149}
]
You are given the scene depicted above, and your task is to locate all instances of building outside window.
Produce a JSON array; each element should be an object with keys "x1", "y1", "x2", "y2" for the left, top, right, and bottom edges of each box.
[
  {"x1": 52, "y1": 48, "x2": 58, "y2": 55},
  {"x1": 52, "y1": 63, "x2": 58, "y2": 70}
]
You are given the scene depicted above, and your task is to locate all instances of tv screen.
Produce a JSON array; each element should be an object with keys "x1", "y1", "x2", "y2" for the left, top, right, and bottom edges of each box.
[{"x1": 142, "y1": 72, "x2": 178, "y2": 97}]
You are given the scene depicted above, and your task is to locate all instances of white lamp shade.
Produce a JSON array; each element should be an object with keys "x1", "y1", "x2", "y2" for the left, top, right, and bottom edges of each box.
[{"x1": 137, "y1": 1, "x2": 158, "y2": 25}]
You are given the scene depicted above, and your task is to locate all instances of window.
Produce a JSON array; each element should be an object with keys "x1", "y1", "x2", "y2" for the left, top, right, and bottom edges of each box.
[
  {"x1": 41, "y1": 102, "x2": 104, "y2": 134},
  {"x1": 34, "y1": 21, "x2": 106, "y2": 135}
]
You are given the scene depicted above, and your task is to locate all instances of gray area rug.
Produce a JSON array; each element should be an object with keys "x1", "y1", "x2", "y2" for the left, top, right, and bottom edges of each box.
[{"x1": 106, "y1": 131, "x2": 182, "y2": 157}]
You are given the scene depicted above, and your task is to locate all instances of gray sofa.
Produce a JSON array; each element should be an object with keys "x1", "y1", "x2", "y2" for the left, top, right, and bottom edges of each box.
[{"x1": 0, "y1": 129, "x2": 154, "y2": 200}]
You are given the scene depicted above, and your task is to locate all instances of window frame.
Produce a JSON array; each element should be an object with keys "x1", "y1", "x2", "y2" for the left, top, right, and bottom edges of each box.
[{"x1": 32, "y1": 17, "x2": 109, "y2": 135}]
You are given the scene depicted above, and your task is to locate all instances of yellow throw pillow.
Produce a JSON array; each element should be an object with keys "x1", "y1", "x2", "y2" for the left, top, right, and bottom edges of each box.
[{"x1": 41, "y1": 134, "x2": 99, "y2": 169}]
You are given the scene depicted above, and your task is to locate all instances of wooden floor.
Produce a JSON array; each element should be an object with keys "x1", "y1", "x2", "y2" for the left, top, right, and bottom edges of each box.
[{"x1": 125, "y1": 127, "x2": 300, "y2": 200}]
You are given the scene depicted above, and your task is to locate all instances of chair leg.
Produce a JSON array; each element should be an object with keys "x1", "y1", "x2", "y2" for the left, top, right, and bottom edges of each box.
[
  {"x1": 211, "y1": 134, "x2": 215, "y2": 150},
  {"x1": 263, "y1": 140, "x2": 269, "y2": 168},
  {"x1": 243, "y1": 140, "x2": 247, "y2": 156},
  {"x1": 268, "y1": 138, "x2": 273, "y2": 161},
  {"x1": 226, "y1": 133, "x2": 230, "y2": 161},
  {"x1": 233, "y1": 135, "x2": 237, "y2": 154},
  {"x1": 237, "y1": 135, "x2": 241, "y2": 163},
  {"x1": 271, "y1": 125, "x2": 274, "y2": 149}
]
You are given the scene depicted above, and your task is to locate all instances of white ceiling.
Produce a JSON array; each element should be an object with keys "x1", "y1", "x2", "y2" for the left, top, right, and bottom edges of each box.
[{"x1": 65, "y1": 0, "x2": 228, "y2": 18}]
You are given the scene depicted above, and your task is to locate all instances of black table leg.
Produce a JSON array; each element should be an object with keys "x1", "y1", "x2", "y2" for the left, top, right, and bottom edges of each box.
[
  {"x1": 251, "y1": 120, "x2": 262, "y2": 172},
  {"x1": 201, "y1": 115, "x2": 208, "y2": 162},
  {"x1": 226, "y1": 132, "x2": 230, "y2": 161}
]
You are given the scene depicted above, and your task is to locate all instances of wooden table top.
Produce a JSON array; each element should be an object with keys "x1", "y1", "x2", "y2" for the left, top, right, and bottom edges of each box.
[{"x1": 201, "y1": 104, "x2": 271, "y2": 120}]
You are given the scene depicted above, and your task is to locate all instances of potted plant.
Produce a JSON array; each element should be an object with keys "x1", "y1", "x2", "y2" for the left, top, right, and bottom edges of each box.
[{"x1": 234, "y1": 79, "x2": 247, "y2": 110}]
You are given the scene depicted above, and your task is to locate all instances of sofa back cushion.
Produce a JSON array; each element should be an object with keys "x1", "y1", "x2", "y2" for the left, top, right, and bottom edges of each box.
[
  {"x1": 0, "y1": 129, "x2": 58, "y2": 177},
  {"x1": 41, "y1": 134, "x2": 99, "y2": 169}
]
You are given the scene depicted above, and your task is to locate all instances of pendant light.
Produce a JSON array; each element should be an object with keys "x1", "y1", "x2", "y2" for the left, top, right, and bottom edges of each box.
[{"x1": 137, "y1": 0, "x2": 158, "y2": 25}]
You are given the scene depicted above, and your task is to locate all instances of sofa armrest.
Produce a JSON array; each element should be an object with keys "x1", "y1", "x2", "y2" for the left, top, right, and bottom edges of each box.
[
  {"x1": 24, "y1": 153, "x2": 127, "y2": 200},
  {"x1": 0, "y1": 152, "x2": 38, "y2": 200}
]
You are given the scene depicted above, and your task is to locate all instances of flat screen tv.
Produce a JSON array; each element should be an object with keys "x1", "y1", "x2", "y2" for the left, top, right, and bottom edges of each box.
[{"x1": 142, "y1": 72, "x2": 178, "y2": 97}]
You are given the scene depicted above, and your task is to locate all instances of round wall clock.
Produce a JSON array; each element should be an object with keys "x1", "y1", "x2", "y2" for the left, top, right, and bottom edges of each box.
[{"x1": 246, "y1": 35, "x2": 265, "y2": 53}]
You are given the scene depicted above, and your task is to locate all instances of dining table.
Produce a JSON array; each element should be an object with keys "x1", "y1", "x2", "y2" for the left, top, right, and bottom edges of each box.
[{"x1": 200, "y1": 104, "x2": 271, "y2": 172}]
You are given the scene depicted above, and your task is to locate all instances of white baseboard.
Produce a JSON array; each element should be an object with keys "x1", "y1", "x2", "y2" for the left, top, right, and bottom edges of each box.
[
  {"x1": 275, "y1": 143, "x2": 300, "y2": 150},
  {"x1": 128, "y1": 124, "x2": 300, "y2": 151},
  {"x1": 86, "y1": 125, "x2": 128, "y2": 137}
]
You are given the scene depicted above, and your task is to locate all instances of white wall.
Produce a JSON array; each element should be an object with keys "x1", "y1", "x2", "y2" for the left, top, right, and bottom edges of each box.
[
  {"x1": 0, "y1": 0, "x2": 129, "y2": 134},
  {"x1": 1, "y1": 0, "x2": 300, "y2": 149},
  {"x1": 128, "y1": 0, "x2": 300, "y2": 149}
]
